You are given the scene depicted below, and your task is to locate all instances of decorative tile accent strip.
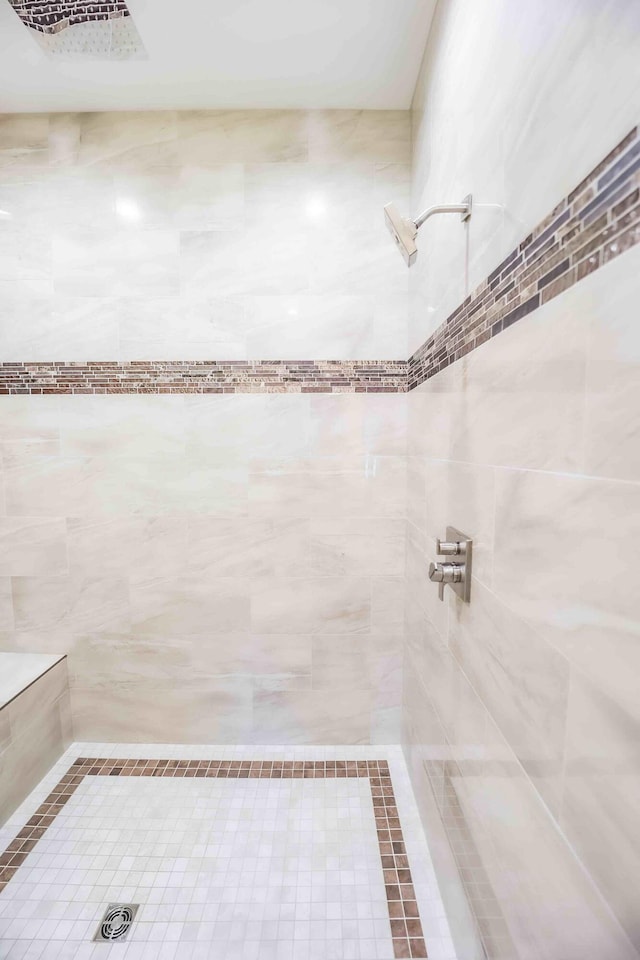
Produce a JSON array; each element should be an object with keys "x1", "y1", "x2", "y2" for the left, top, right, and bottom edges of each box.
[
  {"x1": 0, "y1": 360, "x2": 408, "y2": 395},
  {"x1": 0, "y1": 132, "x2": 636, "y2": 395},
  {"x1": 0, "y1": 758, "x2": 427, "y2": 959},
  {"x1": 408, "y1": 125, "x2": 640, "y2": 389}
]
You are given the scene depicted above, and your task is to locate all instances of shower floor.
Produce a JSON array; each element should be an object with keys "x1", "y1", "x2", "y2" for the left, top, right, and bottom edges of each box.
[{"x1": 0, "y1": 745, "x2": 455, "y2": 960}]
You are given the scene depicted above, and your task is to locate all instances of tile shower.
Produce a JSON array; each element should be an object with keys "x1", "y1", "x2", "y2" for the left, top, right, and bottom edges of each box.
[{"x1": 0, "y1": 2, "x2": 639, "y2": 960}]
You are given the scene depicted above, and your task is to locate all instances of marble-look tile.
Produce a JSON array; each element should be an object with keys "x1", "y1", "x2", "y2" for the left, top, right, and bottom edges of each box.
[
  {"x1": 561, "y1": 671, "x2": 640, "y2": 952},
  {"x1": 307, "y1": 517, "x2": 405, "y2": 576},
  {"x1": 307, "y1": 111, "x2": 411, "y2": 163},
  {"x1": 250, "y1": 577, "x2": 370, "y2": 635},
  {"x1": 2, "y1": 444, "x2": 92, "y2": 517},
  {"x1": 177, "y1": 110, "x2": 308, "y2": 163},
  {"x1": 53, "y1": 228, "x2": 180, "y2": 297},
  {"x1": 118, "y1": 295, "x2": 247, "y2": 361},
  {"x1": 85, "y1": 458, "x2": 249, "y2": 517},
  {"x1": 176, "y1": 162, "x2": 244, "y2": 229},
  {"x1": 0, "y1": 226, "x2": 50, "y2": 280},
  {"x1": 450, "y1": 578, "x2": 570, "y2": 817},
  {"x1": 67, "y1": 516, "x2": 188, "y2": 580},
  {"x1": 0, "y1": 518, "x2": 67, "y2": 576},
  {"x1": 181, "y1": 224, "x2": 310, "y2": 297},
  {"x1": 76, "y1": 111, "x2": 178, "y2": 169},
  {"x1": 194, "y1": 633, "x2": 312, "y2": 687},
  {"x1": 311, "y1": 635, "x2": 371, "y2": 690},
  {"x1": 0, "y1": 114, "x2": 49, "y2": 153},
  {"x1": 130, "y1": 576, "x2": 249, "y2": 636},
  {"x1": 370, "y1": 576, "x2": 405, "y2": 636},
  {"x1": 454, "y1": 715, "x2": 637, "y2": 960},
  {"x1": 59, "y1": 395, "x2": 186, "y2": 458},
  {"x1": 244, "y1": 294, "x2": 379, "y2": 360},
  {"x1": 449, "y1": 288, "x2": 588, "y2": 472},
  {"x1": 0, "y1": 295, "x2": 119, "y2": 362},
  {"x1": 0, "y1": 396, "x2": 60, "y2": 442},
  {"x1": 251, "y1": 688, "x2": 372, "y2": 744},
  {"x1": 493, "y1": 468, "x2": 640, "y2": 719},
  {"x1": 70, "y1": 678, "x2": 252, "y2": 743},
  {"x1": 12, "y1": 576, "x2": 130, "y2": 634},
  {"x1": 584, "y1": 244, "x2": 640, "y2": 482},
  {"x1": 5, "y1": 657, "x2": 68, "y2": 728}
]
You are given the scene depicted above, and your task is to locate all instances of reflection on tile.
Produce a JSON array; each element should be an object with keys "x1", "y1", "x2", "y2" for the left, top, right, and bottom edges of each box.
[
  {"x1": 562, "y1": 671, "x2": 640, "y2": 953},
  {"x1": 494, "y1": 468, "x2": 640, "y2": 713},
  {"x1": 53, "y1": 229, "x2": 179, "y2": 296},
  {"x1": 584, "y1": 244, "x2": 640, "y2": 482},
  {"x1": 450, "y1": 579, "x2": 570, "y2": 816}
]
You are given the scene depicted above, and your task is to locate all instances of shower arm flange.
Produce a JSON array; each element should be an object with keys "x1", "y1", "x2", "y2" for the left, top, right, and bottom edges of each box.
[{"x1": 413, "y1": 194, "x2": 472, "y2": 232}]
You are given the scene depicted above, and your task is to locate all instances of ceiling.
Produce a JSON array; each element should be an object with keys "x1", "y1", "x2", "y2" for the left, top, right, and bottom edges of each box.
[{"x1": 0, "y1": 0, "x2": 436, "y2": 112}]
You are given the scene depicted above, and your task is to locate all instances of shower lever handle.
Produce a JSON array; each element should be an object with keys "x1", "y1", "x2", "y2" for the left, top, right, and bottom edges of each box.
[{"x1": 436, "y1": 537, "x2": 466, "y2": 557}]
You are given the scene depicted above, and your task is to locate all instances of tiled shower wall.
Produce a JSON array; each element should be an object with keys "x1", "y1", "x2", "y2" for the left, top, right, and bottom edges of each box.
[
  {"x1": 0, "y1": 110, "x2": 410, "y2": 744},
  {"x1": 404, "y1": 2, "x2": 640, "y2": 960}
]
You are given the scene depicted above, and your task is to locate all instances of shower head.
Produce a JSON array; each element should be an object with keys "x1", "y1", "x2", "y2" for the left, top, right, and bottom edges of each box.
[
  {"x1": 384, "y1": 203, "x2": 418, "y2": 267},
  {"x1": 384, "y1": 195, "x2": 472, "y2": 267}
]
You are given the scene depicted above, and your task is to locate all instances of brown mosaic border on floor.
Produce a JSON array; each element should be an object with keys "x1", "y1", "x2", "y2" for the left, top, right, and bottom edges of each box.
[
  {"x1": 0, "y1": 757, "x2": 427, "y2": 959},
  {"x1": 0, "y1": 129, "x2": 636, "y2": 396}
]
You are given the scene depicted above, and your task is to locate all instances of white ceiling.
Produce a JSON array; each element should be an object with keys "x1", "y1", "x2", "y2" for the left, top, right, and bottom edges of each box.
[{"x1": 0, "y1": 0, "x2": 436, "y2": 112}]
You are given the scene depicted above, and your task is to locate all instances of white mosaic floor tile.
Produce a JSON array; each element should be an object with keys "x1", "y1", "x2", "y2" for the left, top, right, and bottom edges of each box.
[{"x1": 0, "y1": 745, "x2": 457, "y2": 960}]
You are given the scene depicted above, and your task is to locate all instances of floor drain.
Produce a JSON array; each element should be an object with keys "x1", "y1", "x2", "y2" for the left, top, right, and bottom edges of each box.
[{"x1": 94, "y1": 903, "x2": 139, "y2": 942}]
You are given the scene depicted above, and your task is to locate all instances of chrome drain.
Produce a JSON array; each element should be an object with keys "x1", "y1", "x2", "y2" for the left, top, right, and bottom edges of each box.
[{"x1": 94, "y1": 903, "x2": 139, "y2": 942}]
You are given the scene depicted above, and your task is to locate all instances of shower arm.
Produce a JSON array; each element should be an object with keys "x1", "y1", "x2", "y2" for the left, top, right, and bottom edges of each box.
[{"x1": 412, "y1": 195, "x2": 472, "y2": 233}]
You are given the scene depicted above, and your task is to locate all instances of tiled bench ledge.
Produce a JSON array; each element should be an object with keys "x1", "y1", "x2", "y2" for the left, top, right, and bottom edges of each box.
[{"x1": 0, "y1": 653, "x2": 72, "y2": 825}]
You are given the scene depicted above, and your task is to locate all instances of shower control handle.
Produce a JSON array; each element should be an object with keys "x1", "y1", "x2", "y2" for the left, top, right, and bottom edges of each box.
[
  {"x1": 429, "y1": 561, "x2": 464, "y2": 601},
  {"x1": 429, "y1": 527, "x2": 473, "y2": 603},
  {"x1": 428, "y1": 561, "x2": 464, "y2": 584},
  {"x1": 436, "y1": 538, "x2": 466, "y2": 557}
]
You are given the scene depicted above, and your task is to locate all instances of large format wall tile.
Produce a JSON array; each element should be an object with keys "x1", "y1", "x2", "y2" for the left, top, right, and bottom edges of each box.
[
  {"x1": 0, "y1": 110, "x2": 409, "y2": 361},
  {"x1": 562, "y1": 671, "x2": 640, "y2": 952},
  {"x1": 449, "y1": 579, "x2": 570, "y2": 817},
  {"x1": 0, "y1": 391, "x2": 405, "y2": 745},
  {"x1": 0, "y1": 658, "x2": 72, "y2": 825}
]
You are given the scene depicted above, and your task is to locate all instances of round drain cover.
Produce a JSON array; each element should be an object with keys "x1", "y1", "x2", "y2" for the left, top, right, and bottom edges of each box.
[{"x1": 95, "y1": 903, "x2": 139, "y2": 941}]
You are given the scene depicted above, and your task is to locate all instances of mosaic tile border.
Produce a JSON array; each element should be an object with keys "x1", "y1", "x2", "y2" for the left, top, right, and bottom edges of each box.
[
  {"x1": 0, "y1": 129, "x2": 637, "y2": 395},
  {"x1": 0, "y1": 757, "x2": 427, "y2": 959},
  {"x1": 408, "y1": 124, "x2": 640, "y2": 388},
  {"x1": 0, "y1": 360, "x2": 408, "y2": 395}
]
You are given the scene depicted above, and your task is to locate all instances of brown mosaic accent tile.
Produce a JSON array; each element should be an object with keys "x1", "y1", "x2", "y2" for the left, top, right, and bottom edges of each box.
[
  {"x1": 8, "y1": 1, "x2": 130, "y2": 35},
  {"x1": 0, "y1": 757, "x2": 427, "y2": 958},
  {"x1": 0, "y1": 360, "x2": 408, "y2": 396},
  {"x1": 408, "y1": 126, "x2": 640, "y2": 389}
]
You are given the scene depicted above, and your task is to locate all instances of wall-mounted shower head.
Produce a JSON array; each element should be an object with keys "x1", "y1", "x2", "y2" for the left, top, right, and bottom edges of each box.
[
  {"x1": 384, "y1": 203, "x2": 418, "y2": 267},
  {"x1": 384, "y1": 194, "x2": 472, "y2": 267}
]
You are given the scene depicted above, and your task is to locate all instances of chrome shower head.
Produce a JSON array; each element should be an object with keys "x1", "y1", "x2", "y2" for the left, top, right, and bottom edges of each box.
[
  {"x1": 384, "y1": 203, "x2": 418, "y2": 267},
  {"x1": 384, "y1": 195, "x2": 472, "y2": 267}
]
